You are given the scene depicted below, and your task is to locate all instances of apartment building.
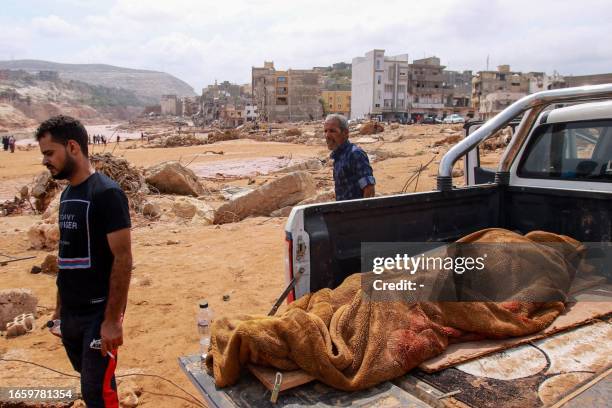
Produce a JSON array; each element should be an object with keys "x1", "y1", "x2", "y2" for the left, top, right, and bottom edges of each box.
[
  {"x1": 442, "y1": 70, "x2": 473, "y2": 117},
  {"x1": 252, "y1": 61, "x2": 322, "y2": 122},
  {"x1": 409, "y1": 57, "x2": 447, "y2": 119},
  {"x1": 351, "y1": 50, "x2": 410, "y2": 122},
  {"x1": 472, "y1": 65, "x2": 530, "y2": 120},
  {"x1": 321, "y1": 90, "x2": 351, "y2": 117}
]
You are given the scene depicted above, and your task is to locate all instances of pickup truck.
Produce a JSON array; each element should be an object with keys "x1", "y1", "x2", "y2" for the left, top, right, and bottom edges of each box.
[{"x1": 180, "y1": 84, "x2": 612, "y2": 407}]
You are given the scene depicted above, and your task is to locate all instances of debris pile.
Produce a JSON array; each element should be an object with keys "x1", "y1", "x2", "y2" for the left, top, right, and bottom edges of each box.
[
  {"x1": 160, "y1": 133, "x2": 208, "y2": 147},
  {"x1": 364, "y1": 148, "x2": 409, "y2": 162},
  {"x1": 483, "y1": 126, "x2": 513, "y2": 151},
  {"x1": 284, "y1": 128, "x2": 302, "y2": 137},
  {"x1": 433, "y1": 134, "x2": 462, "y2": 147},
  {"x1": 359, "y1": 121, "x2": 385, "y2": 135},
  {"x1": 0, "y1": 196, "x2": 31, "y2": 216},
  {"x1": 30, "y1": 170, "x2": 62, "y2": 212},
  {"x1": 0, "y1": 288, "x2": 38, "y2": 331},
  {"x1": 90, "y1": 153, "x2": 149, "y2": 210},
  {"x1": 208, "y1": 130, "x2": 239, "y2": 144}
]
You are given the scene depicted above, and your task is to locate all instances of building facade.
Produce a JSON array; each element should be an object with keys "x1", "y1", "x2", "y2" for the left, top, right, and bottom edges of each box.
[
  {"x1": 321, "y1": 90, "x2": 351, "y2": 117},
  {"x1": 351, "y1": 50, "x2": 410, "y2": 122},
  {"x1": 471, "y1": 65, "x2": 530, "y2": 120},
  {"x1": 442, "y1": 70, "x2": 473, "y2": 117},
  {"x1": 160, "y1": 94, "x2": 179, "y2": 116},
  {"x1": 408, "y1": 57, "x2": 447, "y2": 119},
  {"x1": 252, "y1": 61, "x2": 323, "y2": 122}
]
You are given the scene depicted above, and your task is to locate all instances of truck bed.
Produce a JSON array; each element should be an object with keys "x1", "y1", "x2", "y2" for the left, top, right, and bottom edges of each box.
[
  {"x1": 179, "y1": 286, "x2": 611, "y2": 408},
  {"x1": 301, "y1": 184, "x2": 611, "y2": 292}
]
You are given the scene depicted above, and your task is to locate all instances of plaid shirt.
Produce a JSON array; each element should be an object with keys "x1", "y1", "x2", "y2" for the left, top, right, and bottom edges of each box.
[{"x1": 331, "y1": 141, "x2": 376, "y2": 201}]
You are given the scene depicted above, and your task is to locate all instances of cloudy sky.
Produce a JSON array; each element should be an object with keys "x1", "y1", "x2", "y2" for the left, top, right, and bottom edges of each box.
[{"x1": 1, "y1": 0, "x2": 610, "y2": 92}]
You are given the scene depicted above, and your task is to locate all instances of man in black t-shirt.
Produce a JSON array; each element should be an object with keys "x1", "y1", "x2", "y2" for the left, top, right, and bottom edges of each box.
[{"x1": 36, "y1": 115, "x2": 132, "y2": 408}]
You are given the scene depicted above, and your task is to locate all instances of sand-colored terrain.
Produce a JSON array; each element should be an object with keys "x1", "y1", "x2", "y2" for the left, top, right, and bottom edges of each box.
[{"x1": 0, "y1": 123, "x2": 503, "y2": 407}]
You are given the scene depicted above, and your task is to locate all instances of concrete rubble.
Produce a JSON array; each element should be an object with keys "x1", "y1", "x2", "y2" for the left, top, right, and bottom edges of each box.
[
  {"x1": 214, "y1": 171, "x2": 316, "y2": 224},
  {"x1": 145, "y1": 161, "x2": 204, "y2": 196},
  {"x1": 0, "y1": 288, "x2": 38, "y2": 330},
  {"x1": 171, "y1": 197, "x2": 215, "y2": 224}
]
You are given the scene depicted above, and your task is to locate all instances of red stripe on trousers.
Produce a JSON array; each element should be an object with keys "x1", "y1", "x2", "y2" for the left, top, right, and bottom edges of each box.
[{"x1": 102, "y1": 350, "x2": 119, "y2": 408}]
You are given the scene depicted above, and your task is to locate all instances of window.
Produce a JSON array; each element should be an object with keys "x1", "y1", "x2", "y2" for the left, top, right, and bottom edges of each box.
[
  {"x1": 388, "y1": 69, "x2": 395, "y2": 80},
  {"x1": 277, "y1": 76, "x2": 286, "y2": 82},
  {"x1": 377, "y1": 90, "x2": 382, "y2": 100},
  {"x1": 518, "y1": 120, "x2": 612, "y2": 182},
  {"x1": 397, "y1": 85, "x2": 406, "y2": 94},
  {"x1": 397, "y1": 99, "x2": 404, "y2": 107},
  {"x1": 384, "y1": 99, "x2": 392, "y2": 107},
  {"x1": 376, "y1": 59, "x2": 381, "y2": 70},
  {"x1": 375, "y1": 103, "x2": 380, "y2": 107},
  {"x1": 384, "y1": 84, "x2": 394, "y2": 93},
  {"x1": 377, "y1": 75, "x2": 381, "y2": 85}
]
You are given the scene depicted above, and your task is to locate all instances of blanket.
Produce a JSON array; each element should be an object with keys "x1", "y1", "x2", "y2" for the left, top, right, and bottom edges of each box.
[{"x1": 205, "y1": 228, "x2": 585, "y2": 391}]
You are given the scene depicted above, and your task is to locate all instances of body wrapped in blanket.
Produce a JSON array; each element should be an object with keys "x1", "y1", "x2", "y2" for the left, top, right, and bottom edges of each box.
[{"x1": 205, "y1": 228, "x2": 586, "y2": 391}]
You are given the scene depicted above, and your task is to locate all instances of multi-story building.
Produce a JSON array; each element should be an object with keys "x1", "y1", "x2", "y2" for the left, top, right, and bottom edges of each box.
[
  {"x1": 409, "y1": 57, "x2": 447, "y2": 119},
  {"x1": 244, "y1": 104, "x2": 258, "y2": 121},
  {"x1": 442, "y1": 70, "x2": 473, "y2": 117},
  {"x1": 252, "y1": 61, "x2": 323, "y2": 122},
  {"x1": 472, "y1": 65, "x2": 530, "y2": 120},
  {"x1": 160, "y1": 94, "x2": 179, "y2": 116},
  {"x1": 321, "y1": 89, "x2": 351, "y2": 117},
  {"x1": 351, "y1": 49, "x2": 410, "y2": 122}
]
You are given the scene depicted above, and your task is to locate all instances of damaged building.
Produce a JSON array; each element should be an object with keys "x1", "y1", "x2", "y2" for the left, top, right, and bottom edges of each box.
[{"x1": 252, "y1": 62, "x2": 323, "y2": 122}]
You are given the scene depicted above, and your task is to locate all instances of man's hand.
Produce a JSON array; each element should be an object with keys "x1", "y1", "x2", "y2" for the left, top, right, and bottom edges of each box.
[
  {"x1": 100, "y1": 318, "x2": 123, "y2": 357},
  {"x1": 363, "y1": 184, "x2": 375, "y2": 198}
]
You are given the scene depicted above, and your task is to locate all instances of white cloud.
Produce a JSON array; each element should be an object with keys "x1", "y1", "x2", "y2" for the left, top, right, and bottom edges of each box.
[
  {"x1": 1, "y1": 0, "x2": 609, "y2": 91},
  {"x1": 31, "y1": 15, "x2": 80, "y2": 37}
]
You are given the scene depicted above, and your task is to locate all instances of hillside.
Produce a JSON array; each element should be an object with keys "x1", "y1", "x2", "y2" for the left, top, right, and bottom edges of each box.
[
  {"x1": 0, "y1": 71, "x2": 143, "y2": 130},
  {"x1": 0, "y1": 60, "x2": 196, "y2": 105}
]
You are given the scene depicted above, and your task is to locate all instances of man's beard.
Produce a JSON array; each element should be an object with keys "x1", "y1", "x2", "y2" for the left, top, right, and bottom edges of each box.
[{"x1": 50, "y1": 155, "x2": 77, "y2": 180}]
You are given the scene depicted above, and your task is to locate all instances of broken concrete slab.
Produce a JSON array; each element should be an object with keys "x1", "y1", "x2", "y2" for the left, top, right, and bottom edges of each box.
[
  {"x1": 145, "y1": 161, "x2": 204, "y2": 196},
  {"x1": 214, "y1": 171, "x2": 316, "y2": 224}
]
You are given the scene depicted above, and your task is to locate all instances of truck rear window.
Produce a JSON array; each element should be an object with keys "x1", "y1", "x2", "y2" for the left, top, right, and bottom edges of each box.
[{"x1": 518, "y1": 119, "x2": 612, "y2": 182}]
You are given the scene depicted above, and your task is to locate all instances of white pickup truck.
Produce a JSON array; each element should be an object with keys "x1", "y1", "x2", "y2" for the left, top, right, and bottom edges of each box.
[{"x1": 180, "y1": 85, "x2": 612, "y2": 407}]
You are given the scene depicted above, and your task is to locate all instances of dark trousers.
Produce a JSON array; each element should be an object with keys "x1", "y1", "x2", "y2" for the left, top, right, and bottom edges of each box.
[{"x1": 61, "y1": 306, "x2": 118, "y2": 408}]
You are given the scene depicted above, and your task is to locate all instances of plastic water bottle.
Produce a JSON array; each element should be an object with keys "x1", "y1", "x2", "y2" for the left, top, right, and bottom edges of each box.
[{"x1": 197, "y1": 300, "x2": 213, "y2": 360}]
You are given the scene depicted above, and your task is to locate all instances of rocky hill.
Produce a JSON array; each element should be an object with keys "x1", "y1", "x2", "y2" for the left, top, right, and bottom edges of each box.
[
  {"x1": 0, "y1": 70, "x2": 144, "y2": 130},
  {"x1": 0, "y1": 60, "x2": 196, "y2": 105}
]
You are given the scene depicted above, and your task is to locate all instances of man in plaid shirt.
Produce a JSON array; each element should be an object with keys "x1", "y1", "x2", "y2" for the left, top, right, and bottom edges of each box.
[{"x1": 325, "y1": 114, "x2": 376, "y2": 201}]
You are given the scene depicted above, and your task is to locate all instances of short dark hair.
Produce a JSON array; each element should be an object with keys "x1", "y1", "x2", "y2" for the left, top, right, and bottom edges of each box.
[{"x1": 35, "y1": 115, "x2": 89, "y2": 156}]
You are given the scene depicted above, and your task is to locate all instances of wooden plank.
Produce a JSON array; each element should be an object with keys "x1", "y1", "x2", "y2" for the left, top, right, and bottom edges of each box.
[
  {"x1": 419, "y1": 289, "x2": 612, "y2": 373},
  {"x1": 247, "y1": 364, "x2": 315, "y2": 392}
]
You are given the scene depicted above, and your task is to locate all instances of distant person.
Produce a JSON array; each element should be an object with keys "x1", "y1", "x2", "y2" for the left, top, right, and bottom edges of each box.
[
  {"x1": 2, "y1": 135, "x2": 8, "y2": 151},
  {"x1": 324, "y1": 114, "x2": 375, "y2": 201},
  {"x1": 140, "y1": 132, "x2": 144, "y2": 141},
  {"x1": 102, "y1": 136, "x2": 107, "y2": 146},
  {"x1": 116, "y1": 135, "x2": 120, "y2": 143},
  {"x1": 35, "y1": 115, "x2": 132, "y2": 408},
  {"x1": 8, "y1": 135, "x2": 16, "y2": 153}
]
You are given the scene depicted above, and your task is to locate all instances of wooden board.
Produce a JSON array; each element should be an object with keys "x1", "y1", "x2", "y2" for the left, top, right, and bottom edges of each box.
[
  {"x1": 247, "y1": 365, "x2": 315, "y2": 392},
  {"x1": 419, "y1": 284, "x2": 612, "y2": 373}
]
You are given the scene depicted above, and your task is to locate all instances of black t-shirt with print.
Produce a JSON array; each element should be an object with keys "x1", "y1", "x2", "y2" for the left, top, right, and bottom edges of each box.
[{"x1": 57, "y1": 172, "x2": 131, "y2": 310}]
